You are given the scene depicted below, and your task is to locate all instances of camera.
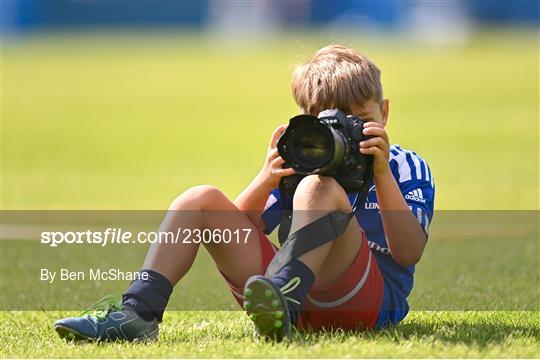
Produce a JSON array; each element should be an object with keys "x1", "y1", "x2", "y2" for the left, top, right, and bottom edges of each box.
[{"x1": 277, "y1": 109, "x2": 373, "y2": 199}]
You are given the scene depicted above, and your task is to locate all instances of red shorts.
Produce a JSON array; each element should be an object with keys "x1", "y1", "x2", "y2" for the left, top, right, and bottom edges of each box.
[{"x1": 223, "y1": 228, "x2": 384, "y2": 330}]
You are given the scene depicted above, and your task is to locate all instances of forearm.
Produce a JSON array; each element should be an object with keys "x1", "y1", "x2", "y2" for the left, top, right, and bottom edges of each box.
[
  {"x1": 236, "y1": 124, "x2": 293, "y2": 227},
  {"x1": 234, "y1": 173, "x2": 273, "y2": 226},
  {"x1": 375, "y1": 169, "x2": 426, "y2": 266}
]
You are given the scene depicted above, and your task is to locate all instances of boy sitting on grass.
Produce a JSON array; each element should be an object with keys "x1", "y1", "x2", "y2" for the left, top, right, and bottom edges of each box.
[{"x1": 55, "y1": 44, "x2": 435, "y2": 341}]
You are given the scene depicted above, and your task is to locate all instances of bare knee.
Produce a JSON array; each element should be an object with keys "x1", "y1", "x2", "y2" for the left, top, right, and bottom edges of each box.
[
  {"x1": 169, "y1": 185, "x2": 226, "y2": 210},
  {"x1": 293, "y1": 175, "x2": 350, "y2": 210}
]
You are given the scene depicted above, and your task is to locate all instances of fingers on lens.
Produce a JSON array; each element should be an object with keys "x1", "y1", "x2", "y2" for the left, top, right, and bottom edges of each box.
[
  {"x1": 363, "y1": 126, "x2": 385, "y2": 136},
  {"x1": 268, "y1": 148, "x2": 279, "y2": 158},
  {"x1": 360, "y1": 146, "x2": 381, "y2": 155},
  {"x1": 363, "y1": 122, "x2": 380, "y2": 128},
  {"x1": 270, "y1": 125, "x2": 287, "y2": 147},
  {"x1": 271, "y1": 156, "x2": 285, "y2": 166},
  {"x1": 364, "y1": 137, "x2": 387, "y2": 148},
  {"x1": 276, "y1": 168, "x2": 295, "y2": 176}
]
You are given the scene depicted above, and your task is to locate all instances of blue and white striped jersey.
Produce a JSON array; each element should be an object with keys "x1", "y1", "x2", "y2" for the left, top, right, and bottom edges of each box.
[{"x1": 261, "y1": 144, "x2": 435, "y2": 327}]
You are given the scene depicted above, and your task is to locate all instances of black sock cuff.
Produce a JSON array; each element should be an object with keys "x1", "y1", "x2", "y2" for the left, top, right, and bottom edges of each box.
[
  {"x1": 139, "y1": 269, "x2": 173, "y2": 294},
  {"x1": 122, "y1": 269, "x2": 173, "y2": 322},
  {"x1": 269, "y1": 258, "x2": 316, "y2": 325},
  {"x1": 290, "y1": 259, "x2": 316, "y2": 285}
]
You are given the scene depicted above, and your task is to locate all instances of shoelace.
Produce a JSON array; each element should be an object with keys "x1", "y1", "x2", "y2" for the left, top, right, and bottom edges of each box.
[
  {"x1": 77, "y1": 295, "x2": 123, "y2": 319},
  {"x1": 279, "y1": 276, "x2": 301, "y2": 305}
]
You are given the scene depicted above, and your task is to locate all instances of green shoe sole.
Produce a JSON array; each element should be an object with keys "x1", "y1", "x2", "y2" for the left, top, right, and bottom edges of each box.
[
  {"x1": 55, "y1": 325, "x2": 92, "y2": 342},
  {"x1": 244, "y1": 275, "x2": 292, "y2": 342}
]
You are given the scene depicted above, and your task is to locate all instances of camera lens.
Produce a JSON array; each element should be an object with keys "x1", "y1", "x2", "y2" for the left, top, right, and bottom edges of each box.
[
  {"x1": 280, "y1": 118, "x2": 346, "y2": 173},
  {"x1": 292, "y1": 125, "x2": 332, "y2": 168}
]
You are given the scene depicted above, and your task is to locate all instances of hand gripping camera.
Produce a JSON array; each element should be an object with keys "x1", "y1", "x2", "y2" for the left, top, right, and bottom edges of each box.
[{"x1": 277, "y1": 109, "x2": 373, "y2": 201}]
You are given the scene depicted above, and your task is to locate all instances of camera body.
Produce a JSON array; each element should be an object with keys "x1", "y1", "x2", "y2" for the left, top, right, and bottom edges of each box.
[{"x1": 277, "y1": 109, "x2": 373, "y2": 199}]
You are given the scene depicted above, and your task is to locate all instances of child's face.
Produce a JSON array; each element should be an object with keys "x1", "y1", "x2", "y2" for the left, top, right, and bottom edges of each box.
[{"x1": 352, "y1": 99, "x2": 389, "y2": 127}]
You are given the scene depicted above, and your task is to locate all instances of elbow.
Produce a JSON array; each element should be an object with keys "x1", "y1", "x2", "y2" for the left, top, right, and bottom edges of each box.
[
  {"x1": 388, "y1": 232, "x2": 427, "y2": 267},
  {"x1": 392, "y1": 252, "x2": 422, "y2": 267},
  {"x1": 391, "y1": 242, "x2": 425, "y2": 266}
]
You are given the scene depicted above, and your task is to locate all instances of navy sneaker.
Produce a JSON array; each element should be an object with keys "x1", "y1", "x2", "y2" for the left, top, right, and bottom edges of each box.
[
  {"x1": 243, "y1": 275, "x2": 297, "y2": 342},
  {"x1": 54, "y1": 295, "x2": 158, "y2": 342}
]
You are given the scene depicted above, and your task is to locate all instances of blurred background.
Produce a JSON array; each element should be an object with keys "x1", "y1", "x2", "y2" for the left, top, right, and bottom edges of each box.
[
  {"x1": 2, "y1": 0, "x2": 538, "y2": 210},
  {"x1": 1, "y1": 0, "x2": 538, "y2": 319}
]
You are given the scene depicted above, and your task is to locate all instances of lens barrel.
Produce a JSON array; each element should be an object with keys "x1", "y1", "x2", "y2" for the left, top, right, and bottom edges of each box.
[{"x1": 278, "y1": 115, "x2": 347, "y2": 174}]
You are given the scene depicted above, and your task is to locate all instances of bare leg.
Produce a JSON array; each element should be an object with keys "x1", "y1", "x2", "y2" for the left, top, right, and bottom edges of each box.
[
  {"x1": 291, "y1": 175, "x2": 364, "y2": 288},
  {"x1": 142, "y1": 185, "x2": 264, "y2": 288}
]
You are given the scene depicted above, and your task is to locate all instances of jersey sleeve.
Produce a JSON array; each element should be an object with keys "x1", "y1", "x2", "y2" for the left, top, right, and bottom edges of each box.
[
  {"x1": 400, "y1": 180, "x2": 435, "y2": 235},
  {"x1": 389, "y1": 146, "x2": 435, "y2": 235},
  {"x1": 260, "y1": 188, "x2": 283, "y2": 235}
]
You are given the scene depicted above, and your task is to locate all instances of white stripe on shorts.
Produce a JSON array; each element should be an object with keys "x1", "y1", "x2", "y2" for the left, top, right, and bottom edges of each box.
[
  {"x1": 230, "y1": 286, "x2": 244, "y2": 300},
  {"x1": 306, "y1": 251, "x2": 372, "y2": 309}
]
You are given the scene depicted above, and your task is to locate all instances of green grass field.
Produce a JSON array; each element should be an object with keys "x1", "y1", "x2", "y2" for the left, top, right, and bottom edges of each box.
[
  {"x1": 2, "y1": 311, "x2": 538, "y2": 358},
  {"x1": 1, "y1": 31, "x2": 539, "y2": 358}
]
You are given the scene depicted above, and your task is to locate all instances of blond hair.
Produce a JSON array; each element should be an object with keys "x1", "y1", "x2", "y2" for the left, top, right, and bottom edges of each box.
[{"x1": 291, "y1": 44, "x2": 383, "y2": 116}]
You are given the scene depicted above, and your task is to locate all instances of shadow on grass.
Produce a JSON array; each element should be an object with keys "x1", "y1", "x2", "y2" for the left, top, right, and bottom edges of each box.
[{"x1": 293, "y1": 312, "x2": 540, "y2": 348}]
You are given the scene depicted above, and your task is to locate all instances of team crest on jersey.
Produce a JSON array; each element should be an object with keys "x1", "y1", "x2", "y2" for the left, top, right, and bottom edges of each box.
[
  {"x1": 364, "y1": 184, "x2": 379, "y2": 209},
  {"x1": 364, "y1": 202, "x2": 379, "y2": 210}
]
